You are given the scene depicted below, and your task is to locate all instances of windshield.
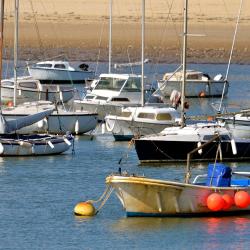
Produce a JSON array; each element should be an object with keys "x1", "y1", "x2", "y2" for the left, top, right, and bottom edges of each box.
[
  {"x1": 95, "y1": 77, "x2": 141, "y2": 92},
  {"x1": 95, "y1": 77, "x2": 126, "y2": 90}
]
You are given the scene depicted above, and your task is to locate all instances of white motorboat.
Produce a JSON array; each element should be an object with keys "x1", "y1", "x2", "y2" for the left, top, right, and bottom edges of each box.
[
  {"x1": 2, "y1": 101, "x2": 98, "y2": 135},
  {"x1": 1, "y1": 76, "x2": 74, "y2": 105},
  {"x1": 28, "y1": 60, "x2": 95, "y2": 84},
  {"x1": 105, "y1": 101, "x2": 180, "y2": 141},
  {"x1": 74, "y1": 73, "x2": 162, "y2": 121},
  {"x1": 157, "y1": 69, "x2": 229, "y2": 98}
]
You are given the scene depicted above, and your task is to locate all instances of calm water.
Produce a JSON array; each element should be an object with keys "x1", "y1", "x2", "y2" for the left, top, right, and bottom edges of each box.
[{"x1": 0, "y1": 63, "x2": 250, "y2": 249}]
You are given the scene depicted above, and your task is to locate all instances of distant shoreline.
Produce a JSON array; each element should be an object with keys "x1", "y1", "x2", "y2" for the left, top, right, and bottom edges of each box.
[{"x1": 4, "y1": 0, "x2": 250, "y2": 64}]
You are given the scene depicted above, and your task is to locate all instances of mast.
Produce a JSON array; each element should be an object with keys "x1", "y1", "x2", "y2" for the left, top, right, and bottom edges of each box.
[
  {"x1": 141, "y1": 0, "x2": 145, "y2": 106},
  {"x1": 180, "y1": 0, "x2": 188, "y2": 128},
  {"x1": 108, "y1": 0, "x2": 112, "y2": 74},
  {"x1": 13, "y1": 0, "x2": 19, "y2": 107},
  {"x1": 0, "y1": 0, "x2": 4, "y2": 112}
]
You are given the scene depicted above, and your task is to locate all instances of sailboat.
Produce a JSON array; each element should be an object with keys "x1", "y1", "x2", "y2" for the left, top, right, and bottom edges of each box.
[
  {"x1": 0, "y1": 0, "x2": 73, "y2": 156},
  {"x1": 133, "y1": 0, "x2": 250, "y2": 163}
]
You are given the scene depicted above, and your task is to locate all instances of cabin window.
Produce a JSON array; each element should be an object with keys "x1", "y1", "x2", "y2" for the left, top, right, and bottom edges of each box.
[
  {"x1": 110, "y1": 97, "x2": 129, "y2": 102},
  {"x1": 123, "y1": 78, "x2": 141, "y2": 92},
  {"x1": 37, "y1": 64, "x2": 52, "y2": 68},
  {"x1": 203, "y1": 135, "x2": 230, "y2": 141},
  {"x1": 95, "y1": 96, "x2": 108, "y2": 101},
  {"x1": 156, "y1": 113, "x2": 172, "y2": 120},
  {"x1": 95, "y1": 77, "x2": 126, "y2": 90},
  {"x1": 1, "y1": 81, "x2": 14, "y2": 86},
  {"x1": 187, "y1": 74, "x2": 201, "y2": 80},
  {"x1": 54, "y1": 64, "x2": 66, "y2": 69},
  {"x1": 19, "y1": 82, "x2": 37, "y2": 89},
  {"x1": 120, "y1": 112, "x2": 132, "y2": 117},
  {"x1": 137, "y1": 112, "x2": 155, "y2": 119},
  {"x1": 85, "y1": 95, "x2": 94, "y2": 100}
]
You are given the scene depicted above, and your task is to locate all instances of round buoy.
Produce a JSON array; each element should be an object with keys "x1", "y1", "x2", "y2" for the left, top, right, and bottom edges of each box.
[
  {"x1": 207, "y1": 193, "x2": 225, "y2": 211},
  {"x1": 199, "y1": 91, "x2": 206, "y2": 97},
  {"x1": 7, "y1": 101, "x2": 13, "y2": 107},
  {"x1": 222, "y1": 194, "x2": 234, "y2": 210},
  {"x1": 74, "y1": 202, "x2": 96, "y2": 216},
  {"x1": 234, "y1": 191, "x2": 249, "y2": 208}
]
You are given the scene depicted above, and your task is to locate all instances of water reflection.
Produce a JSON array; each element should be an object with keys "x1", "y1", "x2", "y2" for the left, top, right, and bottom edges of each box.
[{"x1": 111, "y1": 217, "x2": 183, "y2": 232}]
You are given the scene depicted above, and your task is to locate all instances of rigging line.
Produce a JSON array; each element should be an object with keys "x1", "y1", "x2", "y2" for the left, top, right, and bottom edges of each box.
[
  {"x1": 153, "y1": 0, "x2": 180, "y2": 75},
  {"x1": 94, "y1": 18, "x2": 105, "y2": 76},
  {"x1": 218, "y1": 0, "x2": 243, "y2": 113},
  {"x1": 28, "y1": 0, "x2": 46, "y2": 59}
]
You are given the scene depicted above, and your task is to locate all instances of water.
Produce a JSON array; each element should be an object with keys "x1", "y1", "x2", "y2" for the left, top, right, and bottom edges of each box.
[{"x1": 0, "y1": 63, "x2": 250, "y2": 249}]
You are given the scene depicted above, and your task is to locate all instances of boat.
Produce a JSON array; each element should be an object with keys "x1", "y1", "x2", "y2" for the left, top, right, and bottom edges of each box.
[
  {"x1": 0, "y1": 107, "x2": 73, "y2": 156},
  {"x1": 74, "y1": 73, "x2": 162, "y2": 121},
  {"x1": 0, "y1": 0, "x2": 73, "y2": 156},
  {"x1": 1, "y1": 76, "x2": 75, "y2": 105},
  {"x1": 157, "y1": 69, "x2": 229, "y2": 98},
  {"x1": 134, "y1": 123, "x2": 250, "y2": 163},
  {"x1": 106, "y1": 135, "x2": 250, "y2": 217},
  {"x1": 105, "y1": 105, "x2": 180, "y2": 141},
  {"x1": 2, "y1": 101, "x2": 98, "y2": 135},
  {"x1": 27, "y1": 60, "x2": 95, "y2": 84}
]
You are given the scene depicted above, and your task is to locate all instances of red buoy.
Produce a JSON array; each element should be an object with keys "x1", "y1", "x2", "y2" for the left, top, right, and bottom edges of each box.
[
  {"x1": 207, "y1": 193, "x2": 225, "y2": 211},
  {"x1": 222, "y1": 194, "x2": 234, "y2": 210},
  {"x1": 234, "y1": 191, "x2": 249, "y2": 208}
]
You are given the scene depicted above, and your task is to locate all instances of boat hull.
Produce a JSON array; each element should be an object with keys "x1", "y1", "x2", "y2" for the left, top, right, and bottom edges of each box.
[
  {"x1": 134, "y1": 139, "x2": 250, "y2": 163},
  {"x1": 28, "y1": 67, "x2": 95, "y2": 84},
  {"x1": 1, "y1": 86, "x2": 74, "y2": 104},
  {"x1": 4, "y1": 112, "x2": 98, "y2": 135},
  {"x1": 106, "y1": 175, "x2": 250, "y2": 217},
  {"x1": 105, "y1": 118, "x2": 173, "y2": 141},
  {"x1": 0, "y1": 134, "x2": 73, "y2": 156},
  {"x1": 158, "y1": 80, "x2": 229, "y2": 97}
]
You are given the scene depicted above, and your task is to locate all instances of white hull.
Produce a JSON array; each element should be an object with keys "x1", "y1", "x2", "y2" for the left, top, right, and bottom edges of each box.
[
  {"x1": 158, "y1": 80, "x2": 229, "y2": 97},
  {"x1": 3, "y1": 102, "x2": 98, "y2": 134},
  {"x1": 0, "y1": 134, "x2": 73, "y2": 156},
  {"x1": 105, "y1": 106, "x2": 179, "y2": 140},
  {"x1": 28, "y1": 67, "x2": 94, "y2": 83},
  {"x1": 107, "y1": 175, "x2": 250, "y2": 216},
  {"x1": 1, "y1": 85, "x2": 74, "y2": 104}
]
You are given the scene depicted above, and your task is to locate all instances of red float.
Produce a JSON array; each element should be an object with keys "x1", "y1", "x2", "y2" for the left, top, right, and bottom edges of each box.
[
  {"x1": 207, "y1": 193, "x2": 225, "y2": 211},
  {"x1": 234, "y1": 191, "x2": 249, "y2": 208},
  {"x1": 222, "y1": 194, "x2": 234, "y2": 210}
]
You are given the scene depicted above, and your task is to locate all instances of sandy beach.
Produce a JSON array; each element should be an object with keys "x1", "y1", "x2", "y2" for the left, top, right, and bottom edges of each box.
[{"x1": 3, "y1": 0, "x2": 250, "y2": 64}]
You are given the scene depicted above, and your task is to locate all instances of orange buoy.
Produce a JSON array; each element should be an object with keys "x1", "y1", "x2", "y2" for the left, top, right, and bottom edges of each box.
[
  {"x1": 222, "y1": 194, "x2": 234, "y2": 210},
  {"x1": 234, "y1": 191, "x2": 249, "y2": 208},
  {"x1": 74, "y1": 201, "x2": 96, "y2": 216},
  {"x1": 207, "y1": 116, "x2": 214, "y2": 122},
  {"x1": 207, "y1": 193, "x2": 225, "y2": 211},
  {"x1": 7, "y1": 101, "x2": 13, "y2": 107},
  {"x1": 199, "y1": 91, "x2": 206, "y2": 97}
]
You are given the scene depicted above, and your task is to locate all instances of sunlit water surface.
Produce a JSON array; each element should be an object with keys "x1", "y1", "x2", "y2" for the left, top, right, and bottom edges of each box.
[{"x1": 0, "y1": 62, "x2": 250, "y2": 249}]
